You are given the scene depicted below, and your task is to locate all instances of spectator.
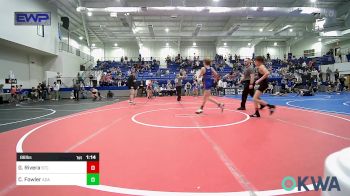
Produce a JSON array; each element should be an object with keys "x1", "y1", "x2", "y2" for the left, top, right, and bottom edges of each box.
[
  {"x1": 91, "y1": 88, "x2": 102, "y2": 101},
  {"x1": 0, "y1": 84, "x2": 4, "y2": 94},
  {"x1": 326, "y1": 67, "x2": 332, "y2": 81},
  {"x1": 146, "y1": 80, "x2": 153, "y2": 99},
  {"x1": 107, "y1": 90, "x2": 114, "y2": 99},
  {"x1": 73, "y1": 82, "x2": 80, "y2": 101},
  {"x1": 338, "y1": 50, "x2": 342, "y2": 63},
  {"x1": 193, "y1": 80, "x2": 199, "y2": 96},
  {"x1": 53, "y1": 82, "x2": 60, "y2": 100},
  {"x1": 334, "y1": 69, "x2": 339, "y2": 81},
  {"x1": 56, "y1": 72, "x2": 62, "y2": 85},
  {"x1": 185, "y1": 81, "x2": 192, "y2": 96}
]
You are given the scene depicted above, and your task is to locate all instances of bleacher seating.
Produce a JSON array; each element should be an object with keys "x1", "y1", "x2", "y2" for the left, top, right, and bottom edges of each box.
[{"x1": 92, "y1": 54, "x2": 339, "y2": 87}]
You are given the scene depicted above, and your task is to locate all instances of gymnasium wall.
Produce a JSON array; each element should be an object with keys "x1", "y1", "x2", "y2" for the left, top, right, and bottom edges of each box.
[
  {"x1": 92, "y1": 41, "x2": 217, "y2": 63},
  {"x1": 0, "y1": 0, "x2": 59, "y2": 55},
  {"x1": 290, "y1": 37, "x2": 330, "y2": 58},
  {"x1": 255, "y1": 42, "x2": 287, "y2": 59},
  {"x1": 0, "y1": 42, "x2": 90, "y2": 89},
  {"x1": 180, "y1": 41, "x2": 216, "y2": 60},
  {"x1": 42, "y1": 52, "x2": 87, "y2": 78},
  {"x1": 217, "y1": 42, "x2": 254, "y2": 59},
  {"x1": 330, "y1": 39, "x2": 350, "y2": 54},
  {"x1": 0, "y1": 46, "x2": 44, "y2": 88},
  {"x1": 104, "y1": 42, "x2": 139, "y2": 61}
]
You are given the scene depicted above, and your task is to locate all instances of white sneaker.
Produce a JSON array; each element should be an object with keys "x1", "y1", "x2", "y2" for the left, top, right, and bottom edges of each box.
[{"x1": 195, "y1": 109, "x2": 203, "y2": 114}]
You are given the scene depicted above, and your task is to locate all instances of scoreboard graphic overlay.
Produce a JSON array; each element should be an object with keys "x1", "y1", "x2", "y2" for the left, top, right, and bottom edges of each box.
[{"x1": 16, "y1": 153, "x2": 99, "y2": 185}]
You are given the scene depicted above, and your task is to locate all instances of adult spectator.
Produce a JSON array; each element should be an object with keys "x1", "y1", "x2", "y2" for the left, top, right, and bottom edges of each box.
[
  {"x1": 73, "y1": 82, "x2": 80, "y2": 101},
  {"x1": 30, "y1": 87, "x2": 38, "y2": 101},
  {"x1": 0, "y1": 84, "x2": 4, "y2": 104},
  {"x1": 41, "y1": 82, "x2": 48, "y2": 100},
  {"x1": 266, "y1": 83, "x2": 274, "y2": 94},
  {"x1": 127, "y1": 72, "x2": 137, "y2": 104},
  {"x1": 77, "y1": 72, "x2": 85, "y2": 86},
  {"x1": 91, "y1": 88, "x2": 101, "y2": 101},
  {"x1": 338, "y1": 50, "x2": 342, "y2": 63},
  {"x1": 217, "y1": 78, "x2": 224, "y2": 96},
  {"x1": 37, "y1": 83, "x2": 43, "y2": 101},
  {"x1": 326, "y1": 67, "x2": 332, "y2": 81},
  {"x1": 17, "y1": 85, "x2": 23, "y2": 101},
  {"x1": 53, "y1": 82, "x2": 60, "y2": 100},
  {"x1": 192, "y1": 80, "x2": 199, "y2": 97},
  {"x1": 185, "y1": 81, "x2": 192, "y2": 96},
  {"x1": 56, "y1": 72, "x2": 62, "y2": 85},
  {"x1": 107, "y1": 90, "x2": 114, "y2": 99},
  {"x1": 334, "y1": 69, "x2": 339, "y2": 81},
  {"x1": 339, "y1": 76, "x2": 346, "y2": 92}
]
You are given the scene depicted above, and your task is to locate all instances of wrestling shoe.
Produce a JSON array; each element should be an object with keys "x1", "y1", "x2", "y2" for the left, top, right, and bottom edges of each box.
[
  {"x1": 195, "y1": 109, "x2": 203, "y2": 114},
  {"x1": 268, "y1": 105, "x2": 276, "y2": 115}
]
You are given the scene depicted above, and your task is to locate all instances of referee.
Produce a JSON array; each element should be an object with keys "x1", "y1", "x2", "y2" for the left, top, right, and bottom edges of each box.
[
  {"x1": 237, "y1": 58, "x2": 255, "y2": 110},
  {"x1": 175, "y1": 70, "x2": 186, "y2": 101},
  {"x1": 127, "y1": 71, "x2": 137, "y2": 105}
]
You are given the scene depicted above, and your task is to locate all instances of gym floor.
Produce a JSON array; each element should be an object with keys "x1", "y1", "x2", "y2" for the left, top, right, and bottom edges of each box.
[{"x1": 0, "y1": 93, "x2": 349, "y2": 196}]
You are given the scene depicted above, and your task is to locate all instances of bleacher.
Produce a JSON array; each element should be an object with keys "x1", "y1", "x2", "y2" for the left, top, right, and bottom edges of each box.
[{"x1": 92, "y1": 54, "x2": 340, "y2": 87}]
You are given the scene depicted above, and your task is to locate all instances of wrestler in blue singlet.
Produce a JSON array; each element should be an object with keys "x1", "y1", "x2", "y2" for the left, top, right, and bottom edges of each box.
[{"x1": 203, "y1": 66, "x2": 214, "y2": 90}]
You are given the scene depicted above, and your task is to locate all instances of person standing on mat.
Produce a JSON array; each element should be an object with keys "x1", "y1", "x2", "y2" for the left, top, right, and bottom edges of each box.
[
  {"x1": 175, "y1": 71, "x2": 186, "y2": 101},
  {"x1": 127, "y1": 71, "x2": 137, "y2": 105},
  {"x1": 195, "y1": 58, "x2": 225, "y2": 114},
  {"x1": 237, "y1": 58, "x2": 255, "y2": 110},
  {"x1": 250, "y1": 56, "x2": 276, "y2": 117}
]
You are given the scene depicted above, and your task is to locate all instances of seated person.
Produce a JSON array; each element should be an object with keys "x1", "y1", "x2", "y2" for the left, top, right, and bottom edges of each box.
[
  {"x1": 91, "y1": 88, "x2": 102, "y2": 101},
  {"x1": 107, "y1": 90, "x2": 114, "y2": 99},
  {"x1": 30, "y1": 87, "x2": 38, "y2": 101}
]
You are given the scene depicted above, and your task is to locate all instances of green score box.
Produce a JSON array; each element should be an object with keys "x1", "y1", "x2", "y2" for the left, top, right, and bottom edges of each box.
[{"x1": 87, "y1": 174, "x2": 100, "y2": 185}]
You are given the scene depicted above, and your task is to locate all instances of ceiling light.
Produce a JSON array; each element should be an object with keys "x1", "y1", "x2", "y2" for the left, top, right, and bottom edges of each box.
[
  {"x1": 193, "y1": 42, "x2": 197, "y2": 46},
  {"x1": 224, "y1": 42, "x2": 227, "y2": 46},
  {"x1": 310, "y1": 0, "x2": 316, "y2": 2},
  {"x1": 110, "y1": 12, "x2": 117, "y2": 17},
  {"x1": 318, "y1": 38, "x2": 322, "y2": 41},
  {"x1": 213, "y1": 0, "x2": 220, "y2": 2},
  {"x1": 91, "y1": 43, "x2": 96, "y2": 47},
  {"x1": 268, "y1": 29, "x2": 273, "y2": 31},
  {"x1": 76, "y1": 7, "x2": 86, "y2": 12},
  {"x1": 289, "y1": 28, "x2": 293, "y2": 32},
  {"x1": 274, "y1": 42, "x2": 277, "y2": 46},
  {"x1": 248, "y1": 43, "x2": 251, "y2": 46},
  {"x1": 105, "y1": 7, "x2": 140, "y2": 13},
  {"x1": 114, "y1": 43, "x2": 118, "y2": 47},
  {"x1": 87, "y1": 12, "x2": 92, "y2": 16},
  {"x1": 79, "y1": 36, "x2": 83, "y2": 40},
  {"x1": 259, "y1": 28, "x2": 263, "y2": 32},
  {"x1": 165, "y1": 28, "x2": 169, "y2": 32},
  {"x1": 166, "y1": 42, "x2": 169, "y2": 46},
  {"x1": 125, "y1": 13, "x2": 130, "y2": 16}
]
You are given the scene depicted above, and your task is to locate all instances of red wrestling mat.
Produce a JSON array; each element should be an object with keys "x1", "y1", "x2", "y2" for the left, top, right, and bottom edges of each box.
[{"x1": 1, "y1": 96, "x2": 349, "y2": 196}]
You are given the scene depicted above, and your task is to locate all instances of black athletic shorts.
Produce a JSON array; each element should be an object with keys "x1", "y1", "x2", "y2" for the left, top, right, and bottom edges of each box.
[
  {"x1": 128, "y1": 85, "x2": 137, "y2": 90},
  {"x1": 258, "y1": 80, "x2": 268, "y2": 92}
]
